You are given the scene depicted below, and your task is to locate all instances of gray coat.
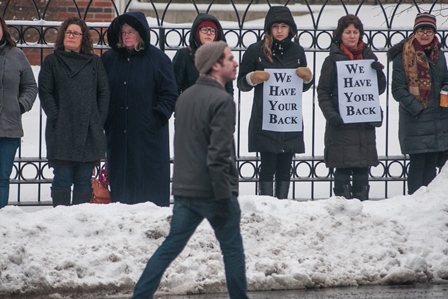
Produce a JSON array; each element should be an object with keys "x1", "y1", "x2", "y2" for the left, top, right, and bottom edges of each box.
[
  {"x1": 317, "y1": 44, "x2": 386, "y2": 168},
  {"x1": 388, "y1": 40, "x2": 448, "y2": 154},
  {"x1": 172, "y1": 76, "x2": 238, "y2": 200},
  {"x1": 39, "y1": 50, "x2": 110, "y2": 162},
  {"x1": 0, "y1": 43, "x2": 37, "y2": 138}
]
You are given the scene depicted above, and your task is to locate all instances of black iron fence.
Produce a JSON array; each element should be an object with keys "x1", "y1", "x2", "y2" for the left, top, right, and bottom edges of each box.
[{"x1": 5, "y1": 0, "x2": 447, "y2": 204}]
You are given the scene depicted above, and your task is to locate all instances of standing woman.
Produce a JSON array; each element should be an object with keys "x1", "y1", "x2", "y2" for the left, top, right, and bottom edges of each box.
[
  {"x1": 0, "y1": 17, "x2": 37, "y2": 208},
  {"x1": 101, "y1": 12, "x2": 178, "y2": 206},
  {"x1": 317, "y1": 14, "x2": 386, "y2": 201},
  {"x1": 237, "y1": 6, "x2": 313, "y2": 199},
  {"x1": 39, "y1": 17, "x2": 110, "y2": 207},
  {"x1": 388, "y1": 12, "x2": 448, "y2": 195},
  {"x1": 172, "y1": 13, "x2": 233, "y2": 95}
]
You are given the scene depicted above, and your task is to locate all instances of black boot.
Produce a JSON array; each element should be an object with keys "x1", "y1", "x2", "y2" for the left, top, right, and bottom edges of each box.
[
  {"x1": 333, "y1": 172, "x2": 352, "y2": 199},
  {"x1": 275, "y1": 181, "x2": 290, "y2": 199},
  {"x1": 258, "y1": 181, "x2": 273, "y2": 196},
  {"x1": 72, "y1": 190, "x2": 92, "y2": 205},
  {"x1": 352, "y1": 172, "x2": 369, "y2": 200},
  {"x1": 333, "y1": 185, "x2": 352, "y2": 199},
  {"x1": 353, "y1": 185, "x2": 370, "y2": 201},
  {"x1": 51, "y1": 188, "x2": 71, "y2": 207}
]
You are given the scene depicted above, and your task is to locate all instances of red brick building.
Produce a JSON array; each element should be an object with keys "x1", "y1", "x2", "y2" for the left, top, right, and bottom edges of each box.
[{"x1": 1, "y1": 0, "x2": 116, "y2": 64}]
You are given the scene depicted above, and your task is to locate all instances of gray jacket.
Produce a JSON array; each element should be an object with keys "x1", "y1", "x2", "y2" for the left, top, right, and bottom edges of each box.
[
  {"x1": 0, "y1": 43, "x2": 37, "y2": 138},
  {"x1": 39, "y1": 50, "x2": 110, "y2": 162},
  {"x1": 172, "y1": 76, "x2": 238, "y2": 200},
  {"x1": 388, "y1": 41, "x2": 448, "y2": 154}
]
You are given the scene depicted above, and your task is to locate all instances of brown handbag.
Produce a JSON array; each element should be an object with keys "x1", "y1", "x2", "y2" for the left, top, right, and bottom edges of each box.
[{"x1": 91, "y1": 165, "x2": 111, "y2": 204}]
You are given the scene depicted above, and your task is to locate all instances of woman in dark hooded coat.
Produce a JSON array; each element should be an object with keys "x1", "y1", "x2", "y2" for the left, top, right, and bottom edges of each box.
[
  {"x1": 101, "y1": 12, "x2": 178, "y2": 206},
  {"x1": 237, "y1": 6, "x2": 313, "y2": 199},
  {"x1": 387, "y1": 12, "x2": 448, "y2": 195},
  {"x1": 317, "y1": 14, "x2": 386, "y2": 201},
  {"x1": 172, "y1": 13, "x2": 233, "y2": 95}
]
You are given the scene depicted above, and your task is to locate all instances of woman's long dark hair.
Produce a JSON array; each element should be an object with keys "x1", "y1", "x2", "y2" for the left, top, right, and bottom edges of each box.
[
  {"x1": 54, "y1": 17, "x2": 93, "y2": 55},
  {"x1": 0, "y1": 16, "x2": 16, "y2": 47}
]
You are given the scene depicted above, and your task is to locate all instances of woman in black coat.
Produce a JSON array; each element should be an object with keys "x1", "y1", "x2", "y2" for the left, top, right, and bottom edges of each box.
[
  {"x1": 317, "y1": 14, "x2": 386, "y2": 201},
  {"x1": 39, "y1": 17, "x2": 110, "y2": 207},
  {"x1": 237, "y1": 6, "x2": 313, "y2": 199},
  {"x1": 101, "y1": 12, "x2": 178, "y2": 206},
  {"x1": 388, "y1": 12, "x2": 448, "y2": 195},
  {"x1": 172, "y1": 13, "x2": 232, "y2": 95}
]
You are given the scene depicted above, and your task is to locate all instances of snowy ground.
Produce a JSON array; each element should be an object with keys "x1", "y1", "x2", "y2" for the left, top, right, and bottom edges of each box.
[{"x1": 1, "y1": 165, "x2": 448, "y2": 297}]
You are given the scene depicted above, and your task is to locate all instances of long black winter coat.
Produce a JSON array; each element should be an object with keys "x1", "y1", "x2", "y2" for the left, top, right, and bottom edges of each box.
[
  {"x1": 388, "y1": 39, "x2": 448, "y2": 155},
  {"x1": 101, "y1": 12, "x2": 178, "y2": 206},
  {"x1": 39, "y1": 51, "x2": 109, "y2": 163},
  {"x1": 317, "y1": 43, "x2": 386, "y2": 168},
  {"x1": 237, "y1": 6, "x2": 313, "y2": 154},
  {"x1": 238, "y1": 41, "x2": 312, "y2": 153},
  {"x1": 172, "y1": 13, "x2": 233, "y2": 95}
]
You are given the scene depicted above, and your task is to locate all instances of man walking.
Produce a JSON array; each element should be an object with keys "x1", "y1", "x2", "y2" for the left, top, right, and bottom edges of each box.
[{"x1": 132, "y1": 41, "x2": 249, "y2": 299}]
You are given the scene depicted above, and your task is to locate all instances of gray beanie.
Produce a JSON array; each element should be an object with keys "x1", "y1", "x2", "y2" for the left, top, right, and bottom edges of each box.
[{"x1": 195, "y1": 41, "x2": 228, "y2": 74}]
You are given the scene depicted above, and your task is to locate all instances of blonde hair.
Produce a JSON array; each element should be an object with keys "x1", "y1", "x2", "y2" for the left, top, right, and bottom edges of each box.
[
  {"x1": 262, "y1": 33, "x2": 274, "y2": 63},
  {"x1": 262, "y1": 27, "x2": 296, "y2": 63},
  {"x1": 116, "y1": 25, "x2": 145, "y2": 52}
]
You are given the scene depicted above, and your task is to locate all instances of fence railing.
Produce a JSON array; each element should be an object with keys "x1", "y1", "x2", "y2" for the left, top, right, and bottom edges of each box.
[{"x1": 5, "y1": 0, "x2": 446, "y2": 204}]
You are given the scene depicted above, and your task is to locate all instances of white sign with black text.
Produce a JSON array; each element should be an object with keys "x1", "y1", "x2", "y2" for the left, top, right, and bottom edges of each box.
[
  {"x1": 336, "y1": 59, "x2": 381, "y2": 124},
  {"x1": 262, "y1": 69, "x2": 303, "y2": 132}
]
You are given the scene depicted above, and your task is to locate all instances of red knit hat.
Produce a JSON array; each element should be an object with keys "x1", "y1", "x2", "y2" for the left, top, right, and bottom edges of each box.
[
  {"x1": 195, "y1": 20, "x2": 218, "y2": 44},
  {"x1": 414, "y1": 12, "x2": 437, "y2": 33}
]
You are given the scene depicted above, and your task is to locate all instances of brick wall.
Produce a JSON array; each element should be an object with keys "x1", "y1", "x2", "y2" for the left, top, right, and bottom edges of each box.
[{"x1": 1, "y1": 0, "x2": 115, "y2": 65}]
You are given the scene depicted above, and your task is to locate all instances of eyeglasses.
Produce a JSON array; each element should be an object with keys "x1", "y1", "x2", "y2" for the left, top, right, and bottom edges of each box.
[
  {"x1": 416, "y1": 30, "x2": 435, "y2": 36},
  {"x1": 65, "y1": 31, "x2": 82, "y2": 37},
  {"x1": 199, "y1": 27, "x2": 217, "y2": 35},
  {"x1": 121, "y1": 30, "x2": 137, "y2": 36}
]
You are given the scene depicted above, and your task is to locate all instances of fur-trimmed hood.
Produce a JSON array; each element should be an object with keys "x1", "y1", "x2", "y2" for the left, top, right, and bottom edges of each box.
[{"x1": 387, "y1": 36, "x2": 444, "y2": 62}]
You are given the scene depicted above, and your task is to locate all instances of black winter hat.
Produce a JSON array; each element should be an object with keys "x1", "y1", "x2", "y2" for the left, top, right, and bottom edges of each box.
[{"x1": 264, "y1": 6, "x2": 297, "y2": 36}]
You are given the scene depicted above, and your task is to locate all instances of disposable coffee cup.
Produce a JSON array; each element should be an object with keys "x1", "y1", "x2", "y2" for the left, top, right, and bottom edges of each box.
[{"x1": 440, "y1": 90, "x2": 448, "y2": 107}]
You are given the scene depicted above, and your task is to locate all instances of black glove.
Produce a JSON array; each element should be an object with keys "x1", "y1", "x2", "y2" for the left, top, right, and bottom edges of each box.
[
  {"x1": 19, "y1": 103, "x2": 25, "y2": 114},
  {"x1": 371, "y1": 61, "x2": 384, "y2": 71},
  {"x1": 152, "y1": 109, "x2": 167, "y2": 126},
  {"x1": 329, "y1": 115, "x2": 344, "y2": 127},
  {"x1": 371, "y1": 61, "x2": 384, "y2": 78},
  {"x1": 209, "y1": 198, "x2": 230, "y2": 228},
  {"x1": 368, "y1": 108, "x2": 383, "y2": 128}
]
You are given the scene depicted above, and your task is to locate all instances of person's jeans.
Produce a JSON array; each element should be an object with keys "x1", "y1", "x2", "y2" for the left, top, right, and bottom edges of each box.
[
  {"x1": 0, "y1": 138, "x2": 20, "y2": 208},
  {"x1": 52, "y1": 164, "x2": 93, "y2": 192},
  {"x1": 132, "y1": 194, "x2": 249, "y2": 299}
]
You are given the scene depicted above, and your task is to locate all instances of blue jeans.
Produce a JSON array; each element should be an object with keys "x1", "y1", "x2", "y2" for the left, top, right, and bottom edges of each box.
[
  {"x1": 0, "y1": 138, "x2": 20, "y2": 208},
  {"x1": 132, "y1": 194, "x2": 249, "y2": 299},
  {"x1": 52, "y1": 164, "x2": 93, "y2": 192}
]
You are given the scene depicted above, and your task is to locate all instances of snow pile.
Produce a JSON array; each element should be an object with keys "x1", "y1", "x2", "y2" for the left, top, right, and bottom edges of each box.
[{"x1": 1, "y1": 167, "x2": 448, "y2": 297}]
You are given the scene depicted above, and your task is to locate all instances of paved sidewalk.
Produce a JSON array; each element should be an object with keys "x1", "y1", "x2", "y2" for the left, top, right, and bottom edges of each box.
[{"x1": 94, "y1": 284, "x2": 448, "y2": 299}]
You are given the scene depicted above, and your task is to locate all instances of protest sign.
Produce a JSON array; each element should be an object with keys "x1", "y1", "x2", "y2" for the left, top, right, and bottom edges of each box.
[
  {"x1": 336, "y1": 59, "x2": 382, "y2": 124},
  {"x1": 262, "y1": 69, "x2": 303, "y2": 132}
]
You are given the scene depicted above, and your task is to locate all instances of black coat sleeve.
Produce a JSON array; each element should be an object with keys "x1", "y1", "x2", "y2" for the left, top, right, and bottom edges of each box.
[
  {"x1": 317, "y1": 56, "x2": 340, "y2": 122},
  {"x1": 237, "y1": 44, "x2": 258, "y2": 92}
]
